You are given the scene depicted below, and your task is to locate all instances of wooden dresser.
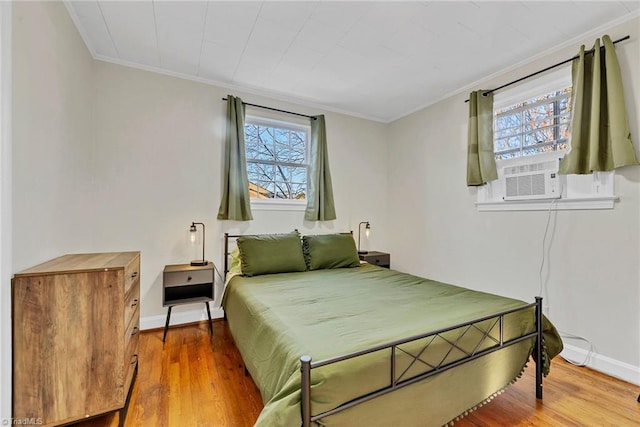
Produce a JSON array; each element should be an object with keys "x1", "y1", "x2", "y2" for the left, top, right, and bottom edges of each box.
[{"x1": 12, "y1": 252, "x2": 140, "y2": 427}]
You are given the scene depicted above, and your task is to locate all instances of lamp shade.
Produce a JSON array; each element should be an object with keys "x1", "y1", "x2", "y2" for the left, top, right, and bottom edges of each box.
[
  {"x1": 357, "y1": 221, "x2": 370, "y2": 254},
  {"x1": 189, "y1": 222, "x2": 207, "y2": 266}
]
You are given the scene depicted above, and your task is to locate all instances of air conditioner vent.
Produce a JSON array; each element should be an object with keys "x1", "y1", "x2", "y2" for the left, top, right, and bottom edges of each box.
[
  {"x1": 504, "y1": 160, "x2": 557, "y2": 176},
  {"x1": 503, "y1": 159, "x2": 560, "y2": 201}
]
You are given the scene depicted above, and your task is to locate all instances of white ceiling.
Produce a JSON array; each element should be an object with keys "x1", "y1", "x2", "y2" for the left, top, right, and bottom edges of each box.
[{"x1": 66, "y1": 1, "x2": 640, "y2": 122}]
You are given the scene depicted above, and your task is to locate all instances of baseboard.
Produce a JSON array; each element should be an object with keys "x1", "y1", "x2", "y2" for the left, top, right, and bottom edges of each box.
[
  {"x1": 140, "y1": 306, "x2": 224, "y2": 331},
  {"x1": 561, "y1": 344, "x2": 640, "y2": 386}
]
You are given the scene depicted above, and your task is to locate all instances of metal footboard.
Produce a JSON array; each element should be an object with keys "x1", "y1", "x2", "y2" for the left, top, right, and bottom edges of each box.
[
  {"x1": 221, "y1": 234, "x2": 544, "y2": 425},
  {"x1": 301, "y1": 297, "x2": 544, "y2": 427}
]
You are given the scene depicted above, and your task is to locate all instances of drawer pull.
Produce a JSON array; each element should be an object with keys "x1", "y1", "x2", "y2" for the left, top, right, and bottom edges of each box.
[
  {"x1": 131, "y1": 271, "x2": 138, "y2": 279},
  {"x1": 131, "y1": 299, "x2": 138, "y2": 308},
  {"x1": 131, "y1": 327, "x2": 139, "y2": 336},
  {"x1": 187, "y1": 276, "x2": 192, "y2": 281}
]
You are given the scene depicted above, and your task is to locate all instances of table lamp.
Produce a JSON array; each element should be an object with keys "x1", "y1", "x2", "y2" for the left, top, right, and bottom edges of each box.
[
  {"x1": 189, "y1": 222, "x2": 208, "y2": 266},
  {"x1": 357, "y1": 221, "x2": 370, "y2": 254}
]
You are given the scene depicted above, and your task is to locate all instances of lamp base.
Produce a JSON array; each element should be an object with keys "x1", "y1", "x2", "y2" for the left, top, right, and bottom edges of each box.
[
  {"x1": 357, "y1": 250, "x2": 369, "y2": 255},
  {"x1": 190, "y1": 260, "x2": 208, "y2": 266}
]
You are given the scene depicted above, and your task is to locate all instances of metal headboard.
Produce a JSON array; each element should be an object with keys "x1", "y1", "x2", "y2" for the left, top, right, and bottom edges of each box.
[{"x1": 223, "y1": 233, "x2": 242, "y2": 277}]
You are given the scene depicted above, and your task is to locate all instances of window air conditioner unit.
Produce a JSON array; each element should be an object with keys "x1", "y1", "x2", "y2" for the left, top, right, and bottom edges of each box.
[{"x1": 503, "y1": 159, "x2": 560, "y2": 201}]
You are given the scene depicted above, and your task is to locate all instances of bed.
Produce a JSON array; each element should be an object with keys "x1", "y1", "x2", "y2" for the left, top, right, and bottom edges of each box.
[{"x1": 221, "y1": 232, "x2": 562, "y2": 426}]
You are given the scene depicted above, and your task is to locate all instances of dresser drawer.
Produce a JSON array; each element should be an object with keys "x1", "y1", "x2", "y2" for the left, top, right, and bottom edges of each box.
[
  {"x1": 124, "y1": 306, "x2": 139, "y2": 353},
  {"x1": 163, "y1": 268, "x2": 212, "y2": 287},
  {"x1": 124, "y1": 323, "x2": 139, "y2": 365},
  {"x1": 124, "y1": 354, "x2": 137, "y2": 399},
  {"x1": 124, "y1": 254, "x2": 140, "y2": 294},
  {"x1": 123, "y1": 340, "x2": 138, "y2": 395},
  {"x1": 124, "y1": 306, "x2": 139, "y2": 390},
  {"x1": 124, "y1": 281, "x2": 140, "y2": 328}
]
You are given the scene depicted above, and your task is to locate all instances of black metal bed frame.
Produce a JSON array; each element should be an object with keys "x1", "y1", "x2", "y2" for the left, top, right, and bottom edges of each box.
[{"x1": 222, "y1": 233, "x2": 544, "y2": 427}]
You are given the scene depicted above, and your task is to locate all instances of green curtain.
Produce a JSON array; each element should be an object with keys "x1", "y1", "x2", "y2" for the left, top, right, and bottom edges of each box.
[
  {"x1": 559, "y1": 35, "x2": 639, "y2": 174},
  {"x1": 305, "y1": 115, "x2": 336, "y2": 221},
  {"x1": 217, "y1": 95, "x2": 253, "y2": 221},
  {"x1": 467, "y1": 90, "x2": 498, "y2": 186}
]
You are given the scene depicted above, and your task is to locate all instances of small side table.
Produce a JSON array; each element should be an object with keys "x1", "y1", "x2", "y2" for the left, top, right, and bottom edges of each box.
[
  {"x1": 162, "y1": 262, "x2": 214, "y2": 342},
  {"x1": 359, "y1": 251, "x2": 391, "y2": 269}
]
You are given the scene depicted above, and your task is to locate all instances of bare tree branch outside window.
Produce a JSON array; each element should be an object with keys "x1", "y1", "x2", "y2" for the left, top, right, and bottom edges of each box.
[
  {"x1": 494, "y1": 87, "x2": 572, "y2": 160},
  {"x1": 245, "y1": 120, "x2": 308, "y2": 200}
]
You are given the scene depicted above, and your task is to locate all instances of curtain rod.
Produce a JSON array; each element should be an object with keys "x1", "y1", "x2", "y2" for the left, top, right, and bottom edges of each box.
[
  {"x1": 464, "y1": 35, "x2": 630, "y2": 103},
  {"x1": 222, "y1": 97, "x2": 317, "y2": 120}
]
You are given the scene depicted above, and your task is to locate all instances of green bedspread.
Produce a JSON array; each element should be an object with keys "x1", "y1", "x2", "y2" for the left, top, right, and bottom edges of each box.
[{"x1": 222, "y1": 264, "x2": 562, "y2": 427}]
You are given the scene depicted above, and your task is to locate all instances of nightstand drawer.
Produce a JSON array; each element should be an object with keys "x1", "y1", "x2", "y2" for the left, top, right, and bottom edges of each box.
[
  {"x1": 367, "y1": 255, "x2": 389, "y2": 267},
  {"x1": 359, "y1": 251, "x2": 390, "y2": 268},
  {"x1": 163, "y1": 268, "x2": 212, "y2": 287}
]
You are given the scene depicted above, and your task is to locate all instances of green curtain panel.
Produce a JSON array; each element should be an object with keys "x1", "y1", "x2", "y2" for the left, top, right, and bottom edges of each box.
[
  {"x1": 305, "y1": 115, "x2": 337, "y2": 221},
  {"x1": 467, "y1": 90, "x2": 498, "y2": 186},
  {"x1": 217, "y1": 95, "x2": 253, "y2": 221},
  {"x1": 559, "y1": 35, "x2": 639, "y2": 174}
]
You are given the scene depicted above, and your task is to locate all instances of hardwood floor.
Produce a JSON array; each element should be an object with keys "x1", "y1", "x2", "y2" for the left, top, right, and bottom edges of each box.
[{"x1": 78, "y1": 320, "x2": 639, "y2": 427}]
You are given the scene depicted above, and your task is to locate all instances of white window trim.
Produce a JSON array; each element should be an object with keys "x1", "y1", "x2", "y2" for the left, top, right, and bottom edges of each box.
[
  {"x1": 476, "y1": 196, "x2": 618, "y2": 212},
  {"x1": 246, "y1": 115, "x2": 310, "y2": 136},
  {"x1": 476, "y1": 65, "x2": 618, "y2": 212},
  {"x1": 245, "y1": 114, "x2": 310, "y2": 210},
  {"x1": 250, "y1": 198, "x2": 307, "y2": 211}
]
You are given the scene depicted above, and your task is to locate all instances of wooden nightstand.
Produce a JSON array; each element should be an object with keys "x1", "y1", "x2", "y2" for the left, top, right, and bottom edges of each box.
[
  {"x1": 162, "y1": 262, "x2": 214, "y2": 342},
  {"x1": 359, "y1": 251, "x2": 390, "y2": 268}
]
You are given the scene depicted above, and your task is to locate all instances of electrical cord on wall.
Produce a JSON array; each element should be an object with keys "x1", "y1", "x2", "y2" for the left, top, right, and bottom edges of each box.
[
  {"x1": 557, "y1": 332, "x2": 594, "y2": 367},
  {"x1": 537, "y1": 198, "x2": 558, "y2": 297},
  {"x1": 538, "y1": 195, "x2": 594, "y2": 367}
]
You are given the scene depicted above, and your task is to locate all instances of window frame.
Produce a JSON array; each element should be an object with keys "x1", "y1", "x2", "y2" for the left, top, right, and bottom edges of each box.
[{"x1": 244, "y1": 114, "x2": 310, "y2": 211}]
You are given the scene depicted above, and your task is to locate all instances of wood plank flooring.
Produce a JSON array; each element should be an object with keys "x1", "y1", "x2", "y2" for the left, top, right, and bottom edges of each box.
[{"x1": 78, "y1": 320, "x2": 639, "y2": 426}]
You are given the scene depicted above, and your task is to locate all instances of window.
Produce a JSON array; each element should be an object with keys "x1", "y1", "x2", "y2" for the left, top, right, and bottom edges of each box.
[
  {"x1": 244, "y1": 116, "x2": 309, "y2": 203},
  {"x1": 476, "y1": 66, "x2": 617, "y2": 211},
  {"x1": 494, "y1": 87, "x2": 571, "y2": 160}
]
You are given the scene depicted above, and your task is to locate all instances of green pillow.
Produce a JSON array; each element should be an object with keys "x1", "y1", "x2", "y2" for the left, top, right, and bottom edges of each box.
[
  {"x1": 302, "y1": 234, "x2": 361, "y2": 270},
  {"x1": 237, "y1": 232, "x2": 306, "y2": 277},
  {"x1": 228, "y1": 247, "x2": 242, "y2": 276}
]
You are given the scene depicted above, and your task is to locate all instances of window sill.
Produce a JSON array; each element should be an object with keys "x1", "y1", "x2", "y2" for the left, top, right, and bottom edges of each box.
[
  {"x1": 250, "y1": 199, "x2": 307, "y2": 212},
  {"x1": 476, "y1": 196, "x2": 618, "y2": 212}
]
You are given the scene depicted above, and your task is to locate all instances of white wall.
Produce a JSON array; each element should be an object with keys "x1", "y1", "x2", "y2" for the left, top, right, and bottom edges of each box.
[
  {"x1": 11, "y1": 2, "x2": 389, "y2": 329},
  {"x1": 10, "y1": 1, "x2": 95, "y2": 418},
  {"x1": 388, "y1": 16, "x2": 640, "y2": 382},
  {"x1": 12, "y1": 1, "x2": 95, "y2": 272},
  {"x1": 0, "y1": 1, "x2": 11, "y2": 421},
  {"x1": 90, "y1": 62, "x2": 389, "y2": 326},
  {"x1": 9, "y1": 0, "x2": 95, "y2": 418}
]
